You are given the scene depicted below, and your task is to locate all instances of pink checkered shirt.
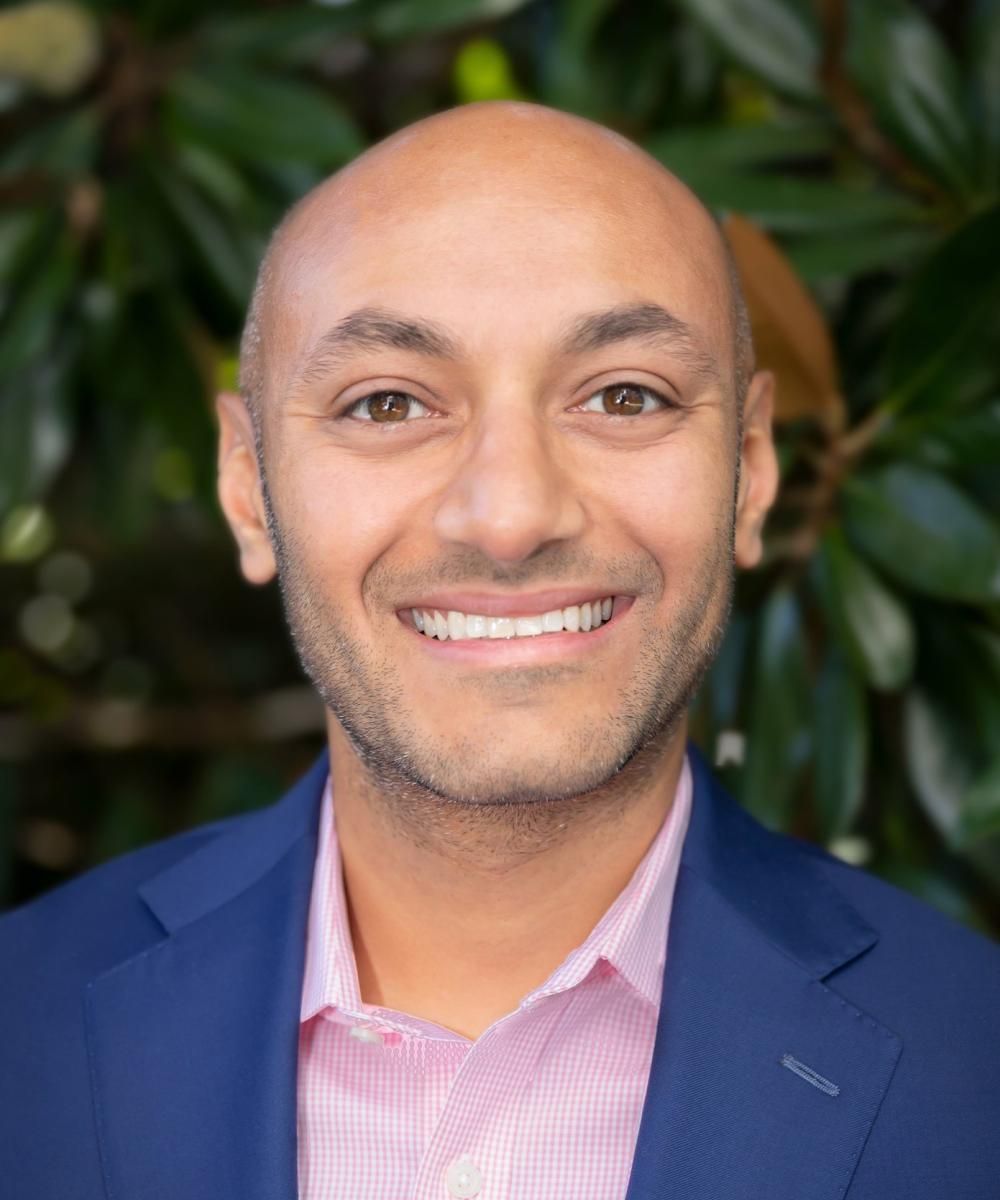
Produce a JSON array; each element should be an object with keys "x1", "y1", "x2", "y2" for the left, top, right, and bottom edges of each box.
[{"x1": 297, "y1": 753, "x2": 693, "y2": 1199}]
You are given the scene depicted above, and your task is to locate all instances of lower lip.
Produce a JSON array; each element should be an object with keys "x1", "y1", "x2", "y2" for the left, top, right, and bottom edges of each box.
[{"x1": 400, "y1": 598, "x2": 634, "y2": 666}]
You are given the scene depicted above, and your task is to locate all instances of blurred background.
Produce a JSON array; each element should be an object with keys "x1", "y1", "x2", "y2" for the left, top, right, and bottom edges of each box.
[{"x1": 1, "y1": 0, "x2": 998, "y2": 935}]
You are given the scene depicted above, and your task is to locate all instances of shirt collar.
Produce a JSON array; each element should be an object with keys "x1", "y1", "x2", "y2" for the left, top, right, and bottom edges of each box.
[{"x1": 300, "y1": 752, "x2": 693, "y2": 1023}]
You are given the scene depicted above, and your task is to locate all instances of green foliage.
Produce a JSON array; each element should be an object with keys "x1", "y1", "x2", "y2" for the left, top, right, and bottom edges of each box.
[{"x1": 0, "y1": 0, "x2": 997, "y2": 935}]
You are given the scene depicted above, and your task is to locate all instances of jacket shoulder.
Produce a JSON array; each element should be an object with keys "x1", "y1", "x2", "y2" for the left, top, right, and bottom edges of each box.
[{"x1": 0, "y1": 814, "x2": 238, "y2": 985}]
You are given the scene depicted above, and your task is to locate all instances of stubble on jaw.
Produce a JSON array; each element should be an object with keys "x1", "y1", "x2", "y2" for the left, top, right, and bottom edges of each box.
[{"x1": 258, "y1": 466, "x2": 735, "y2": 865}]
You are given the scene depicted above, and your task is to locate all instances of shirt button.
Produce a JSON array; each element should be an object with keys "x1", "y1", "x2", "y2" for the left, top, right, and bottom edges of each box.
[
  {"x1": 349, "y1": 1024, "x2": 383, "y2": 1044},
  {"x1": 445, "y1": 1158, "x2": 483, "y2": 1198}
]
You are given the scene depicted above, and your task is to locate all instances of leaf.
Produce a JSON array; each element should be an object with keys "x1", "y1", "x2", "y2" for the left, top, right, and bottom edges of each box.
[
  {"x1": 0, "y1": 235, "x2": 76, "y2": 381},
  {"x1": 167, "y1": 68, "x2": 364, "y2": 169},
  {"x1": 667, "y1": 170, "x2": 920, "y2": 233},
  {"x1": 195, "y1": 8, "x2": 366, "y2": 66},
  {"x1": 149, "y1": 165, "x2": 257, "y2": 308},
  {"x1": 371, "y1": 0, "x2": 533, "y2": 39},
  {"x1": 786, "y1": 225, "x2": 933, "y2": 282},
  {"x1": 815, "y1": 526, "x2": 915, "y2": 690},
  {"x1": 672, "y1": 0, "x2": 822, "y2": 102},
  {"x1": 723, "y1": 213, "x2": 843, "y2": 427},
  {"x1": 813, "y1": 646, "x2": 868, "y2": 839},
  {"x1": 742, "y1": 588, "x2": 811, "y2": 829},
  {"x1": 968, "y1": 0, "x2": 1000, "y2": 191},
  {"x1": 957, "y1": 757, "x2": 1000, "y2": 846},
  {"x1": 846, "y1": 0, "x2": 977, "y2": 196},
  {"x1": 903, "y1": 688, "x2": 972, "y2": 842},
  {"x1": 887, "y1": 202, "x2": 1000, "y2": 411},
  {"x1": 0, "y1": 349, "x2": 73, "y2": 511},
  {"x1": 0, "y1": 108, "x2": 99, "y2": 180},
  {"x1": 843, "y1": 465, "x2": 1000, "y2": 604},
  {"x1": 646, "y1": 118, "x2": 834, "y2": 174}
]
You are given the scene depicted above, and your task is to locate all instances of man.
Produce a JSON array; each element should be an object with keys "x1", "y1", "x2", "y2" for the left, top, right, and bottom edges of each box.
[{"x1": 1, "y1": 101, "x2": 998, "y2": 1199}]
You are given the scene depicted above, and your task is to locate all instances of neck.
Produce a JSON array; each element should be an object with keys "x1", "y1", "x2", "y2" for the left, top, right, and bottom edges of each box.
[{"x1": 325, "y1": 715, "x2": 688, "y2": 1039}]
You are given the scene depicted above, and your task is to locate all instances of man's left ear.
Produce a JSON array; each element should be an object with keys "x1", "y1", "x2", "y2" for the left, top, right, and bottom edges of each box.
[{"x1": 734, "y1": 369, "x2": 780, "y2": 570}]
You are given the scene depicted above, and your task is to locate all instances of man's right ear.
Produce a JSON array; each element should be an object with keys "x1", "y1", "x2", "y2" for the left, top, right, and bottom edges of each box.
[{"x1": 215, "y1": 391, "x2": 277, "y2": 585}]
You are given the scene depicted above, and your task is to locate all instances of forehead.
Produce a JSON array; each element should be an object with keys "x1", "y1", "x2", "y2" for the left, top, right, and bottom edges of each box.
[{"x1": 264, "y1": 125, "x2": 732, "y2": 383}]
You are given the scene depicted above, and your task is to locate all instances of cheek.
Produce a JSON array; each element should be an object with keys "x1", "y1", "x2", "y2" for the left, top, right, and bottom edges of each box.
[
  {"x1": 593, "y1": 437, "x2": 733, "y2": 570},
  {"x1": 276, "y1": 449, "x2": 407, "y2": 603}
]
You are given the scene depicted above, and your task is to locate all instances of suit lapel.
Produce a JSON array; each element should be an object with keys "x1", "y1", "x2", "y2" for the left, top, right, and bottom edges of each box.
[
  {"x1": 626, "y1": 747, "x2": 901, "y2": 1200},
  {"x1": 85, "y1": 743, "x2": 902, "y2": 1200},
  {"x1": 85, "y1": 754, "x2": 328, "y2": 1200}
]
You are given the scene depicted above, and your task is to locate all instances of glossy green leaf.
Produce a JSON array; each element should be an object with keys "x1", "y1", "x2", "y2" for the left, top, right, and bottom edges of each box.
[
  {"x1": 150, "y1": 166, "x2": 256, "y2": 308},
  {"x1": 786, "y1": 225, "x2": 933, "y2": 282},
  {"x1": 371, "y1": 0, "x2": 533, "y2": 39},
  {"x1": 968, "y1": 0, "x2": 1000, "y2": 191},
  {"x1": 646, "y1": 117, "x2": 833, "y2": 174},
  {"x1": 887, "y1": 202, "x2": 1000, "y2": 410},
  {"x1": 672, "y1": 0, "x2": 822, "y2": 101},
  {"x1": 652, "y1": 168, "x2": 919, "y2": 233},
  {"x1": 0, "y1": 237, "x2": 76, "y2": 381},
  {"x1": 167, "y1": 68, "x2": 364, "y2": 168},
  {"x1": 196, "y1": 8, "x2": 365, "y2": 65},
  {"x1": 813, "y1": 646, "x2": 868, "y2": 838},
  {"x1": 844, "y1": 465, "x2": 1000, "y2": 603},
  {"x1": 741, "y1": 588, "x2": 811, "y2": 829},
  {"x1": 957, "y1": 756, "x2": 1000, "y2": 846},
  {"x1": 903, "y1": 687, "x2": 972, "y2": 842},
  {"x1": 815, "y1": 527, "x2": 915, "y2": 690},
  {"x1": 846, "y1": 0, "x2": 977, "y2": 196},
  {"x1": 0, "y1": 351, "x2": 73, "y2": 511}
]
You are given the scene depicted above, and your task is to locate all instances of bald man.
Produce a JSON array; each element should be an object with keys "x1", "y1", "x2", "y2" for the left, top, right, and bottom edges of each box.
[{"x1": 2, "y1": 103, "x2": 998, "y2": 1200}]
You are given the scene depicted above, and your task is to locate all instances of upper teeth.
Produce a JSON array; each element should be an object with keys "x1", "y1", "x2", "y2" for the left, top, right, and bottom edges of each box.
[{"x1": 412, "y1": 597, "x2": 613, "y2": 641}]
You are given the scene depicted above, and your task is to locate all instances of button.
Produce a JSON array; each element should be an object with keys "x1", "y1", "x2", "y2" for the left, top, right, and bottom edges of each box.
[
  {"x1": 445, "y1": 1158, "x2": 482, "y2": 1198},
  {"x1": 349, "y1": 1024, "x2": 383, "y2": 1044}
]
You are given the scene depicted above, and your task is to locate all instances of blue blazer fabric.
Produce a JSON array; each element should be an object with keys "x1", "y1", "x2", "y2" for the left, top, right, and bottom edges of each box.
[{"x1": 1, "y1": 743, "x2": 998, "y2": 1199}]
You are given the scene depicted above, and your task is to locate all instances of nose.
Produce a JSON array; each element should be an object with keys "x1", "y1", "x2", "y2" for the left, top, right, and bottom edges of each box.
[{"x1": 432, "y1": 406, "x2": 586, "y2": 564}]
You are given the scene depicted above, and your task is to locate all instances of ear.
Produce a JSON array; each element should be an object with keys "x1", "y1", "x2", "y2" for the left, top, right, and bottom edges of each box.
[
  {"x1": 216, "y1": 391, "x2": 277, "y2": 585},
  {"x1": 734, "y1": 369, "x2": 780, "y2": 570}
]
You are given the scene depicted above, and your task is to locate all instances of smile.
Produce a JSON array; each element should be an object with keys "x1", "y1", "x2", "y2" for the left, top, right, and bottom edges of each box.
[{"x1": 411, "y1": 597, "x2": 614, "y2": 642}]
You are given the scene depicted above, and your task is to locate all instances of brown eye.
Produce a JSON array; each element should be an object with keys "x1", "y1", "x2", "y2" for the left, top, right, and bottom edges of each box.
[
  {"x1": 349, "y1": 391, "x2": 429, "y2": 423},
  {"x1": 602, "y1": 385, "x2": 645, "y2": 415},
  {"x1": 581, "y1": 383, "x2": 669, "y2": 416}
]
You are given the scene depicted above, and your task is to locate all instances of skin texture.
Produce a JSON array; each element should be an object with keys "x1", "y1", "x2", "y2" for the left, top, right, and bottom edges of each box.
[{"x1": 217, "y1": 101, "x2": 779, "y2": 1038}]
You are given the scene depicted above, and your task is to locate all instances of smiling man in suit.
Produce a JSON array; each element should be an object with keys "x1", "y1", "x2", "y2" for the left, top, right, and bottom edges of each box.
[{"x1": 2, "y1": 101, "x2": 999, "y2": 1200}]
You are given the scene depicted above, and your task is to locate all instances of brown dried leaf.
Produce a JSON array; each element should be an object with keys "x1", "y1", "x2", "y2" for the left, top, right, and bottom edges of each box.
[{"x1": 723, "y1": 213, "x2": 845, "y2": 429}]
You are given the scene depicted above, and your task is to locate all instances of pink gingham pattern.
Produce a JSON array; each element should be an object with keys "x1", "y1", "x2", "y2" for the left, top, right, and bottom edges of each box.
[{"x1": 297, "y1": 753, "x2": 692, "y2": 1199}]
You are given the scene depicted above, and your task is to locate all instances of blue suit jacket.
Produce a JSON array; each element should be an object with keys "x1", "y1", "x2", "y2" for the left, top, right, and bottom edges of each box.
[{"x1": 2, "y1": 743, "x2": 999, "y2": 1198}]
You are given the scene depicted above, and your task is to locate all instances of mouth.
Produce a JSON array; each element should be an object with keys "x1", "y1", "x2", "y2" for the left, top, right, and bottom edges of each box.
[{"x1": 398, "y1": 594, "x2": 631, "y2": 643}]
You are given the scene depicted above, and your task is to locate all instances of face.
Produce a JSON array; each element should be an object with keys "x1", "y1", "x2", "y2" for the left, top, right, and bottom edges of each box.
[{"x1": 218, "y1": 113, "x2": 778, "y2": 806}]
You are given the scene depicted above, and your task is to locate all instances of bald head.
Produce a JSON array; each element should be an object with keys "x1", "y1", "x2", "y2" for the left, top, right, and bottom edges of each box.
[{"x1": 239, "y1": 101, "x2": 754, "y2": 433}]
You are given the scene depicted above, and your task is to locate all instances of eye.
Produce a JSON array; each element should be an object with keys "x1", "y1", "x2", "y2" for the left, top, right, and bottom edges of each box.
[
  {"x1": 579, "y1": 383, "x2": 674, "y2": 416},
  {"x1": 345, "y1": 391, "x2": 430, "y2": 423}
]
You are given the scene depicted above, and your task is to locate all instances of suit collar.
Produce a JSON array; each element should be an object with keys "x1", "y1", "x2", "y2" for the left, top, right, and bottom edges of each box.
[
  {"x1": 680, "y1": 741, "x2": 879, "y2": 980},
  {"x1": 138, "y1": 750, "x2": 329, "y2": 935},
  {"x1": 86, "y1": 742, "x2": 896, "y2": 1200}
]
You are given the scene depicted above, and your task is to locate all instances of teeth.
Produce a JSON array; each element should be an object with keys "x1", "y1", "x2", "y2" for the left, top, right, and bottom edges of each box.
[
  {"x1": 413, "y1": 598, "x2": 615, "y2": 641},
  {"x1": 542, "y1": 609, "x2": 564, "y2": 633}
]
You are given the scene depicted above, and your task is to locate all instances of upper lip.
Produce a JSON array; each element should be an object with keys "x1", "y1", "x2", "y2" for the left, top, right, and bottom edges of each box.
[{"x1": 397, "y1": 588, "x2": 624, "y2": 618}]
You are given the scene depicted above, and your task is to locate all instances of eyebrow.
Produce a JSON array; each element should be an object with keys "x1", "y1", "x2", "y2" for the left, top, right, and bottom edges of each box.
[
  {"x1": 557, "y1": 302, "x2": 722, "y2": 386},
  {"x1": 289, "y1": 308, "x2": 460, "y2": 395},
  {"x1": 289, "y1": 301, "x2": 722, "y2": 396}
]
